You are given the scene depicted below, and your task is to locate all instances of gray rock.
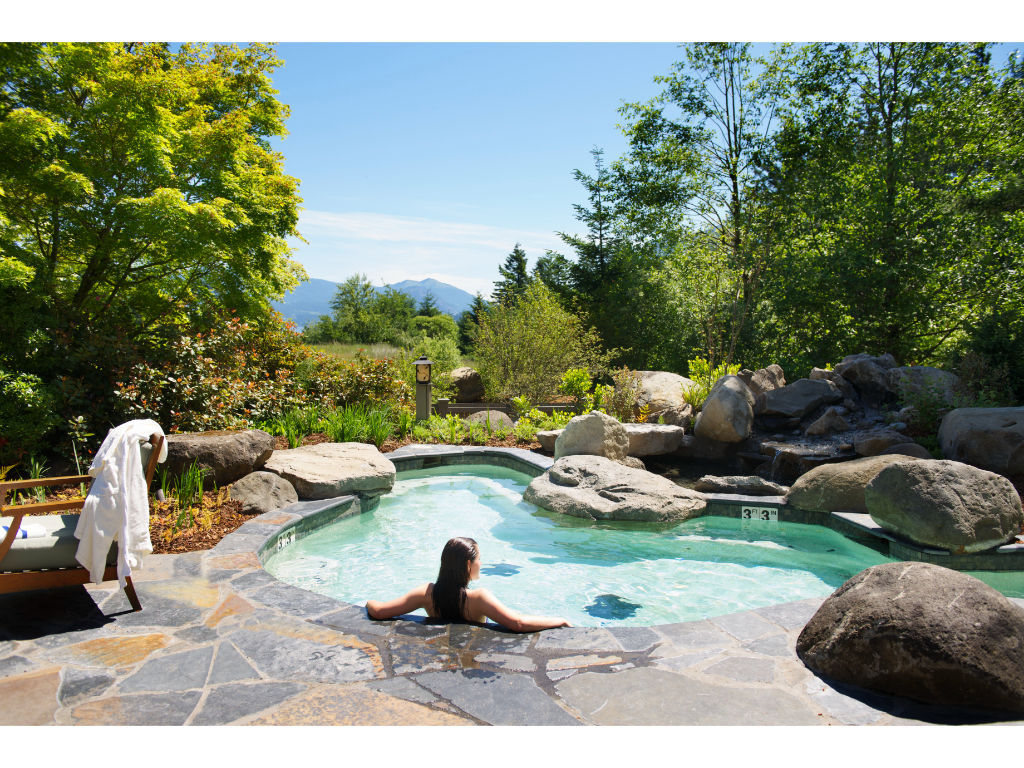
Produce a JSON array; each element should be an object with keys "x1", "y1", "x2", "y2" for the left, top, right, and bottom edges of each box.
[
  {"x1": 229, "y1": 470, "x2": 298, "y2": 515},
  {"x1": 786, "y1": 454, "x2": 920, "y2": 515},
  {"x1": 192, "y1": 682, "x2": 305, "y2": 725},
  {"x1": 536, "y1": 429, "x2": 560, "y2": 452},
  {"x1": 737, "y1": 364, "x2": 786, "y2": 397},
  {"x1": 450, "y1": 366, "x2": 485, "y2": 402},
  {"x1": 635, "y1": 370, "x2": 696, "y2": 422},
  {"x1": 415, "y1": 669, "x2": 580, "y2": 726},
  {"x1": 758, "y1": 378, "x2": 843, "y2": 419},
  {"x1": 854, "y1": 428, "x2": 911, "y2": 456},
  {"x1": 865, "y1": 459, "x2": 1024, "y2": 553},
  {"x1": 805, "y1": 406, "x2": 852, "y2": 436},
  {"x1": 796, "y1": 562, "x2": 1024, "y2": 714},
  {"x1": 165, "y1": 429, "x2": 275, "y2": 488},
  {"x1": 524, "y1": 454, "x2": 706, "y2": 522},
  {"x1": 881, "y1": 442, "x2": 934, "y2": 459},
  {"x1": 833, "y1": 352, "x2": 898, "y2": 407},
  {"x1": 889, "y1": 365, "x2": 959, "y2": 405},
  {"x1": 672, "y1": 433, "x2": 732, "y2": 461},
  {"x1": 621, "y1": 423, "x2": 686, "y2": 456},
  {"x1": 808, "y1": 367, "x2": 858, "y2": 401},
  {"x1": 939, "y1": 407, "x2": 1024, "y2": 481},
  {"x1": 263, "y1": 442, "x2": 395, "y2": 500},
  {"x1": 693, "y1": 475, "x2": 787, "y2": 496},
  {"x1": 694, "y1": 375, "x2": 755, "y2": 443},
  {"x1": 554, "y1": 410, "x2": 629, "y2": 462},
  {"x1": 657, "y1": 403, "x2": 695, "y2": 429},
  {"x1": 463, "y1": 409, "x2": 514, "y2": 431}
]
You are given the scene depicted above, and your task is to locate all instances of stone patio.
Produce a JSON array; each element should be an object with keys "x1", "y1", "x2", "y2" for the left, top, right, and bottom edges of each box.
[{"x1": 2, "y1": 446, "x2": 1022, "y2": 726}]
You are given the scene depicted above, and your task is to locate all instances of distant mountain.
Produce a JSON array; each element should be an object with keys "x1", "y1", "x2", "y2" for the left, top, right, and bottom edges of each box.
[{"x1": 272, "y1": 277, "x2": 476, "y2": 329}]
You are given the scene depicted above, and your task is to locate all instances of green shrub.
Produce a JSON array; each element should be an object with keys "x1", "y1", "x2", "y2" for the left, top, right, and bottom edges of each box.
[
  {"x1": 681, "y1": 358, "x2": 741, "y2": 410},
  {"x1": 606, "y1": 367, "x2": 644, "y2": 422},
  {"x1": 0, "y1": 368, "x2": 58, "y2": 464},
  {"x1": 558, "y1": 368, "x2": 594, "y2": 413}
]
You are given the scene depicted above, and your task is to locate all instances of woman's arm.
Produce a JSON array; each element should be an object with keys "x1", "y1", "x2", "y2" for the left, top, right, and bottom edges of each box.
[
  {"x1": 366, "y1": 583, "x2": 431, "y2": 620},
  {"x1": 468, "y1": 588, "x2": 571, "y2": 632}
]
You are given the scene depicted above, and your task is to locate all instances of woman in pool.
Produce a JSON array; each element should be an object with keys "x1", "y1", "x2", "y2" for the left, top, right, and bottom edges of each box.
[{"x1": 366, "y1": 536, "x2": 571, "y2": 632}]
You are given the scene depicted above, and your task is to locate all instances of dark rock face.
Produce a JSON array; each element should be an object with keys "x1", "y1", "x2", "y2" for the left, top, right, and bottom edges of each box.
[
  {"x1": 757, "y1": 378, "x2": 843, "y2": 419},
  {"x1": 450, "y1": 367, "x2": 485, "y2": 402},
  {"x1": 865, "y1": 459, "x2": 1023, "y2": 553},
  {"x1": 939, "y1": 407, "x2": 1024, "y2": 481},
  {"x1": 165, "y1": 429, "x2": 275, "y2": 488},
  {"x1": 229, "y1": 471, "x2": 298, "y2": 515},
  {"x1": 832, "y1": 353, "x2": 897, "y2": 408},
  {"x1": 796, "y1": 562, "x2": 1024, "y2": 714}
]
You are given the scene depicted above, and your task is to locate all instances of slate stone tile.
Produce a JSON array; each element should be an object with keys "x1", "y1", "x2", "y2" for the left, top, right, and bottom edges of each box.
[
  {"x1": 806, "y1": 679, "x2": 889, "y2": 726},
  {"x1": 315, "y1": 605, "x2": 391, "y2": 637},
  {"x1": 607, "y1": 626, "x2": 661, "y2": 652},
  {"x1": 33, "y1": 625, "x2": 115, "y2": 649},
  {"x1": 176, "y1": 626, "x2": 220, "y2": 644},
  {"x1": 447, "y1": 623, "x2": 531, "y2": 651},
  {"x1": 533, "y1": 627, "x2": 620, "y2": 652},
  {"x1": 172, "y1": 552, "x2": 204, "y2": 577},
  {"x1": 652, "y1": 649, "x2": 720, "y2": 672},
  {"x1": 366, "y1": 676, "x2": 439, "y2": 705},
  {"x1": 0, "y1": 655, "x2": 35, "y2": 679},
  {"x1": 210, "y1": 533, "x2": 266, "y2": 555},
  {"x1": 391, "y1": 619, "x2": 450, "y2": 640},
  {"x1": 556, "y1": 666, "x2": 820, "y2": 725},
  {"x1": 710, "y1": 611, "x2": 778, "y2": 642},
  {"x1": 191, "y1": 681, "x2": 305, "y2": 725},
  {"x1": 546, "y1": 669, "x2": 577, "y2": 682},
  {"x1": 388, "y1": 636, "x2": 458, "y2": 675},
  {"x1": 474, "y1": 653, "x2": 537, "y2": 672},
  {"x1": 58, "y1": 668, "x2": 116, "y2": 705},
  {"x1": 119, "y1": 645, "x2": 215, "y2": 693},
  {"x1": 231, "y1": 569, "x2": 286, "y2": 592},
  {"x1": 208, "y1": 641, "x2": 260, "y2": 685},
  {"x1": 69, "y1": 691, "x2": 202, "y2": 725},
  {"x1": 243, "y1": 582, "x2": 342, "y2": 618},
  {"x1": 743, "y1": 633, "x2": 792, "y2": 657},
  {"x1": 100, "y1": 590, "x2": 203, "y2": 628},
  {"x1": 754, "y1": 598, "x2": 825, "y2": 631},
  {"x1": 0, "y1": 587, "x2": 112, "y2": 641},
  {"x1": 703, "y1": 656, "x2": 776, "y2": 684},
  {"x1": 227, "y1": 628, "x2": 380, "y2": 684},
  {"x1": 414, "y1": 669, "x2": 581, "y2": 725},
  {"x1": 0, "y1": 668, "x2": 62, "y2": 724},
  {"x1": 655, "y1": 620, "x2": 735, "y2": 649}
]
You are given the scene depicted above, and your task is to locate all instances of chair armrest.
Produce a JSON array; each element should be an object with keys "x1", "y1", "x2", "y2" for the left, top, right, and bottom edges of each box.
[{"x1": 0, "y1": 475, "x2": 92, "y2": 492}]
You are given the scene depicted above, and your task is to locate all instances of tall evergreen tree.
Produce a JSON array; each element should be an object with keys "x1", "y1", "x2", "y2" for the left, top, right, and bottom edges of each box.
[
  {"x1": 457, "y1": 292, "x2": 490, "y2": 352},
  {"x1": 417, "y1": 291, "x2": 441, "y2": 317},
  {"x1": 492, "y1": 243, "x2": 531, "y2": 305}
]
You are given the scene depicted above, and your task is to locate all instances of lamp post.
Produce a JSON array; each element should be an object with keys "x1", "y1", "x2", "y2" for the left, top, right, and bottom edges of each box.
[{"x1": 414, "y1": 355, "x2": 432, "y2": 421}]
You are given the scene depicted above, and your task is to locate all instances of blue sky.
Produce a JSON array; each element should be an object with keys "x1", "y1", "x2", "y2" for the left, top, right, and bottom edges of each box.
[{"x1": 269, "y1": 42, "x2": 689, "y2": 296}]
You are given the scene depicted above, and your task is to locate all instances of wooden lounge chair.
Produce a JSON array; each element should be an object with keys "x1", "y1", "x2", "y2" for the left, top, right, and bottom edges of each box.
[{"x1": 0, "y1": 433, "x2": 165, "y2": 612}]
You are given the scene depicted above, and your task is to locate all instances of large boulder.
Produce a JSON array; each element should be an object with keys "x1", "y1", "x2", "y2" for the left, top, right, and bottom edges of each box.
[
  {"x1": 804, "y1": 406, "x2": 852, "y2": 436},
  {"x1": 693, "y1": 375, "x2": 755, "y2": 443},
  {"x1": 808, "y1": 367, "x2": 858, "y2": 402},
  {"x1": 880, "y1": 442, "x2": 934, "y2": 460},
  {"x1": 165, "y1": 429, "x2": 275, "y2": 488},
  {"x1": 833, "y1": 352, "x2": 898, "y2": 407},
  {"x1": 463, "y1": 409, "x2": 514, "y2": 431},
  {"x1": 554, "y1": 411, "x2": 629, "y2": 462},
  {"x1": 736, "y1": 364, "x2": 786, "y2": 398},
  {"x1": 865, "y1": 459, "x2": 1023, "y2": 553},
  {"x1": 938, "y1": 407, "x2": 1024, "y2": 481},
  {"x1": 523, "y1": 455, "x2": 706, "y2": 522},
  {"x1": 757, "y1": 378, "x2": 843, "y2": 419},
  {"x1": 450, "y1": 367, "x2": 485, "y2": 402},
  {"x1": 229, "y1": 471, "x2": 299, "y2": 516},
  {"x1": 536, "y1": 429, "x2": 560, "y2": 453},
  {"x1": 263, "y1": 442, "x2": 396, "y2": 500},
  {"x1": 621, "y1": 423, "x2": 686, "y2": 456},
  {"x1": 786, "y1": 454, "x2": 919, "y2": 515},
  {"x1": 796, "y1": 562, "x2": 1024, "y2": 714},
  {"x1": 889, "y1": 365, "x2": 959, "y2": 405},
  {"x1": 634, "y1": 370, "x2": 696, "y2": 423}
]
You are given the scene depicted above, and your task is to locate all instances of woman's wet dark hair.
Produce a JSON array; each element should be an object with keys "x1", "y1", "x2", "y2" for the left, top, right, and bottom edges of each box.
[{"x1": 431, "y1": 537, "x2": 479, "y2": 621}]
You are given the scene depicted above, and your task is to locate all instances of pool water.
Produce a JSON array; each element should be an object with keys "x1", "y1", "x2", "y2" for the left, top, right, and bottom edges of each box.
[{"x1": 263, "y1": 465, "x2": 1024, "y2": 627}]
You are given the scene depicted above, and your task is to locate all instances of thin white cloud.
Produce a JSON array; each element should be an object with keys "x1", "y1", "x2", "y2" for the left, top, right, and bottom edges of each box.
[{"x1": 300, "y1": 210, "x2": 564, "y2": 253}]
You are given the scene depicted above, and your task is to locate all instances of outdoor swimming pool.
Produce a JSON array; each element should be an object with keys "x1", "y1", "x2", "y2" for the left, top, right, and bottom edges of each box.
[{"x1": 265, "y1": 464, "x2": 923, "y2": 627}]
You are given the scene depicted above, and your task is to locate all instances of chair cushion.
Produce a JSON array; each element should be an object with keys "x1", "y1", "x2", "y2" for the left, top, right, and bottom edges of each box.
[{"x1": 1, "y1": 514, "x2": 117, "y2": 572}]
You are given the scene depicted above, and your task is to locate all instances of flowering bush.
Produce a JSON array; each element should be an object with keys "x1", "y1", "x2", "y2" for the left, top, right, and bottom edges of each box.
[{"x1": 114, "y1": 313, "x2": 412, "y2": 433}]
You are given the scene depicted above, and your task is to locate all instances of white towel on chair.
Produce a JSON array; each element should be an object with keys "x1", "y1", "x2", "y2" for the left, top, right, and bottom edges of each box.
[{"x1": 75, "y1": 419, "x2": 167, "y2": 585}]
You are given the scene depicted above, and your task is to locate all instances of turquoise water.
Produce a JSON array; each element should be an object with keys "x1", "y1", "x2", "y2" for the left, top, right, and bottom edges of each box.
[{"x1": 264, "y1": 465, "x2": 1024, "y2": 627}]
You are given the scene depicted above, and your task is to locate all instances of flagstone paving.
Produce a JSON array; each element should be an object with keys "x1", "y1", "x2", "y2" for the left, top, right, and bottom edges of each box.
[{"x1": 3, "y1": 499, "x2": 1024, "y2": 725}]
